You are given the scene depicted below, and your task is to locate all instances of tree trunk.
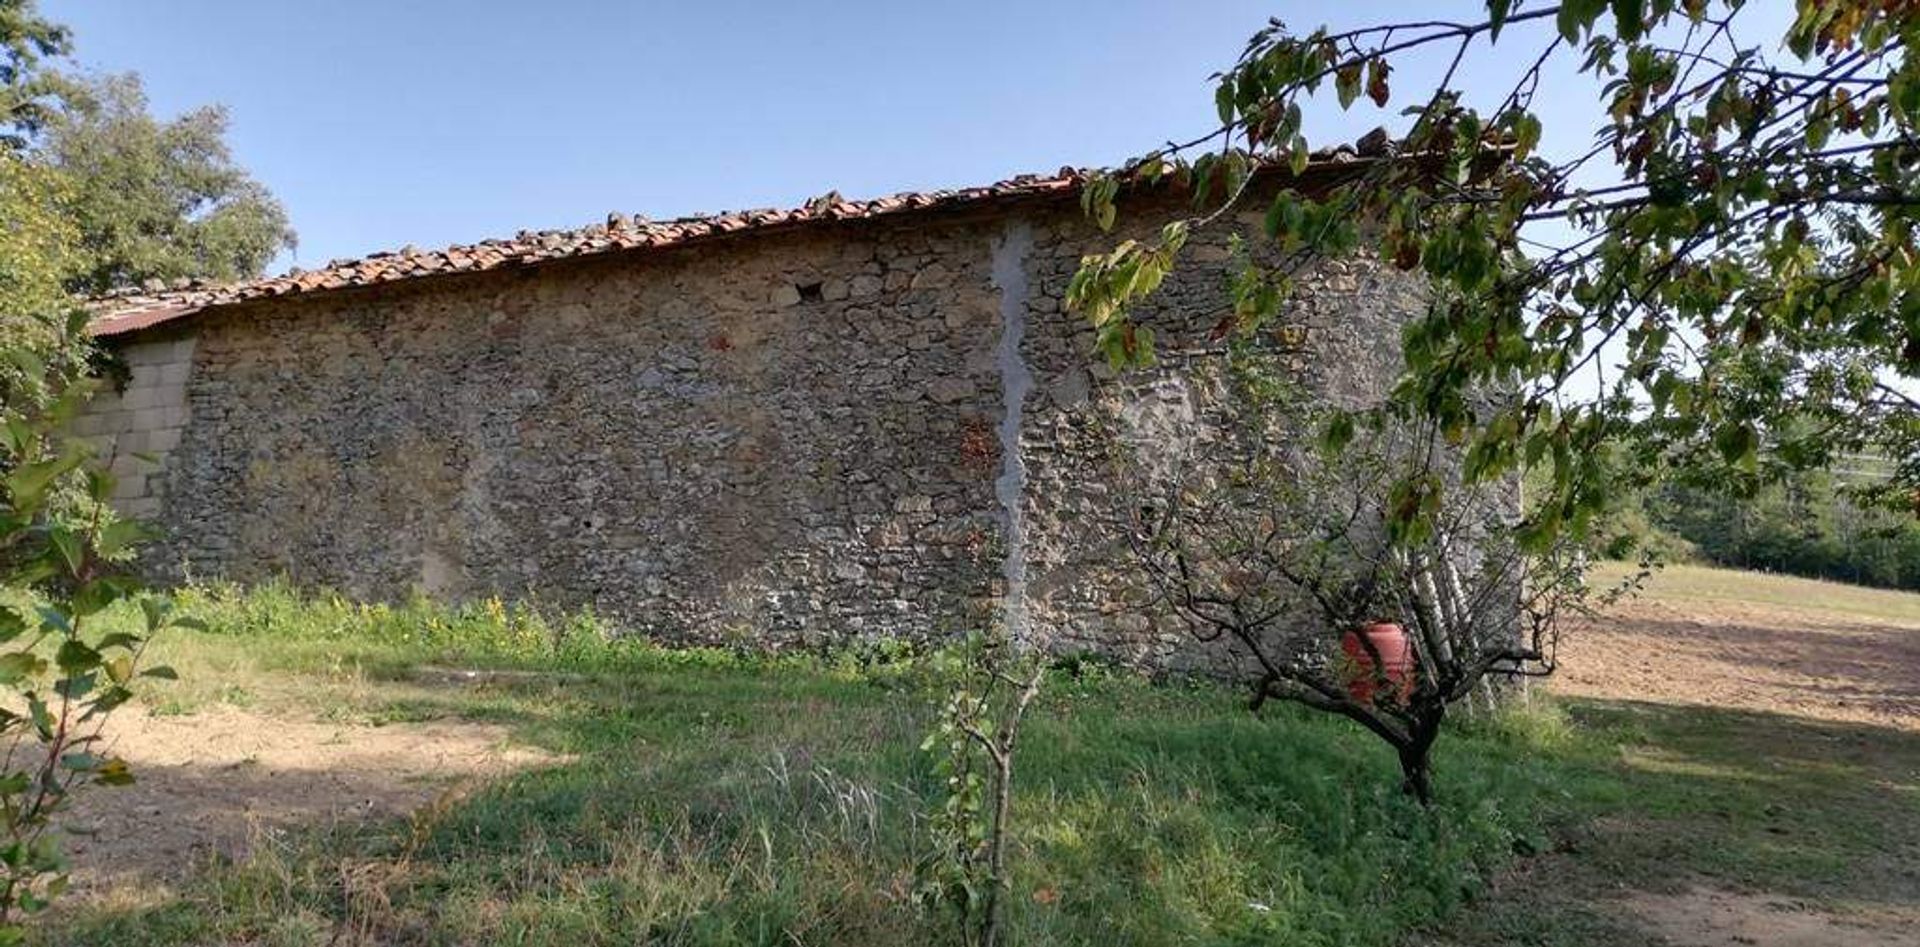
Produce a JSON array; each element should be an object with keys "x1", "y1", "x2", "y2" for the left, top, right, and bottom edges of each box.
[
  {"x1": 981, "y1": 745, "x2": 1013, "y2": 947},
  {"x1": 1398, "y1": 745, "x2": 1433, "y2": 804},
  {"x1": 1397, "y1": 706, "x2": 1445, "y2": 806}
]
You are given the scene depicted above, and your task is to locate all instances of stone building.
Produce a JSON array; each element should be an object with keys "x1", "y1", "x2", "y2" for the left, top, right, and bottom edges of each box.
[{"x1": 81, "y1": 146, "x2": 1424, "y2": 670}]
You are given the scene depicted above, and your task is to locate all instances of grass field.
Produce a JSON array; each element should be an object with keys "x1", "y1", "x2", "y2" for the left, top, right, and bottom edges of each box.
[
  {"x1": 1589, "y1": 559, "x2": 1920, "y2": 626},
  {"x1": 30, "y1": 567, "x2": 1920, "y2": 946}
]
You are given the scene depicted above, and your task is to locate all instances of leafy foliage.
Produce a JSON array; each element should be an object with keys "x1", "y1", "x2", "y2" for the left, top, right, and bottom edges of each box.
[
  {"x1": 1616, "y1": 463, "x2": 1920, "y2": 590},
  {"x1": 1, "y1": 9, "x2": 278, "y2": 932},
  {"x1": 915, "y1": 634, "x2": 1044, "y2": 947},
  {"x1": 1072, "y1": 0, "x2": 1920, "y2": 539},
  {"x1": 42, "y1": 73, "x2": 296, "y2": 294},
  {"x1": 0, "y1": 0, "x2": 68, "y2": 148},
  {"x1": 0, "y1": 374, "x2": 191, "y2": 938},
  {"x1": 0, "y1": 150, "x2": 89, "y2": 412}
]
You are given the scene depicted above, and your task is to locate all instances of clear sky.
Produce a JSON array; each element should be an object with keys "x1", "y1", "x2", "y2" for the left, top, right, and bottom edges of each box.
[
  {"x1": 35, "y1": 2, "x2": 1802, "y2": 277},
  {"x1": 44, "y1": 0, "x2": 1394, "y2": 271},
  {"x1": 48, "y1": 4, "x2": 1869, "y2": 403}
]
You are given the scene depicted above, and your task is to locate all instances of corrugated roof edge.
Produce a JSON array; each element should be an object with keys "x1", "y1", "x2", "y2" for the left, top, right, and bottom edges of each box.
[{"x1": 88, "y1": 132, "x2": 1397, "y2": 339}]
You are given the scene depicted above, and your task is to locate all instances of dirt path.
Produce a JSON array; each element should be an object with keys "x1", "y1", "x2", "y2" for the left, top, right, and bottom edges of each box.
[{"x1": 61, "y1": 706, "x2": 553, "y2": 894}]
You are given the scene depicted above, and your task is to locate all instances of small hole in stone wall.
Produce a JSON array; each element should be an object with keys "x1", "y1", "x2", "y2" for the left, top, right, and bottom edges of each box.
[{"x1": 796, "y1": 281, "x2": 825, "y2": 303}]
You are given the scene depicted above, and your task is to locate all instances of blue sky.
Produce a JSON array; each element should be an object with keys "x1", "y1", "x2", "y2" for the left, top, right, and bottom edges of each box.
[
  {"x1": 48, "y1": 4, "x2": 1864, "y2": 403},
  {"x1": 39, "y1": 2, "x2": 1799, "y2": 276},
  {"x1": 45, "y1": 0, "x2": 1355, "y2": 269}
]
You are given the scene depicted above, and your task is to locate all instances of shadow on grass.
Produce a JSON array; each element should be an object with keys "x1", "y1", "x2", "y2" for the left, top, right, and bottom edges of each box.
[
  {"x1": 1417, "y1": 697, "x2": 1920, "y2": 946},
  {"x1": 38, "y1": 667, "x2": 1920, "y2": 947}
]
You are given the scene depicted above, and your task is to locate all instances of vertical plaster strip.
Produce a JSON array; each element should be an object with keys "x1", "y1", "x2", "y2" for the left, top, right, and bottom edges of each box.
[{"x1": 990, "y1": 220, "x2": 1035, "y2": 642}]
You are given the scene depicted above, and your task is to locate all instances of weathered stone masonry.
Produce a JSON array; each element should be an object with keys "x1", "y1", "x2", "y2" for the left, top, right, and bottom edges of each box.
[{"x1": 82, "y1": 185, "x2": 1424, "y2": 668}]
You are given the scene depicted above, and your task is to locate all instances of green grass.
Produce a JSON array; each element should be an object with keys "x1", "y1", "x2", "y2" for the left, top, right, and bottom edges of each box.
[
  {"x1": 1425, "y1": 697, "x2": 1920, "y2": 945},
  {"x1": 1591, "y1": 559, "x2": 1920, "y2": 626},
  {"x1": 34, "y1": 574, "x2": 1920, "y2": 945},
  {"x1": 38, "y1": 582, "x2": 1588, "y2": 947}
]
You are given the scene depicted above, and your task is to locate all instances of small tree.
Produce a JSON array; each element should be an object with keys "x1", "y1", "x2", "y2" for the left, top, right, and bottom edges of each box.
[
  {"x1": 1, "y1": 5, "x2": 193, "y2": 927},
  {"x1": 917, "y1": 633, "x2": 1045, "y2": 947},
  {"x1": 1116, "y1": 362, "x2": 1605, "y2": 803},
  {"x1": 0, "y1": 370, "x2": 188, "y2": 936}
]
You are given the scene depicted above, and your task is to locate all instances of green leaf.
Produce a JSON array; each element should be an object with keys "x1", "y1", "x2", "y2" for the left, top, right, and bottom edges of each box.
[
  {"x1": 93, "y1": 757, "x2": 133, "y2": 787},
  {"x1": 59, "y1": 752, "x2": 102, "y2": 773},
  {"x1": 28, "y1": 697, "x2": 53, "y2": 741},
  {"x1": 0, "y1": 608, "x2": 26, "y2": 645},
  {"x1": 1334, "y1": 63, "x2": 1361, "y2": 109},
  {"x1": 54, "y1": 672, "x2": 95, "y2": 700},
  {"x1": 95, "y1": 632, "x2": 141, "y2": 652},
  {"x1": 0, "y1": 653, "x2": 44, "y2": 685},
  {"x1": 85, "y1": 468, "x2": 114, "y2": 504},
  {"x1": 1513, "y1": 113, "x2": 1542, "y2": 160},
  {"x1": 139, "y1": 597, "x2": 173, "y2": 633},
  {"x1": 96, "y1": 519, "x2": 149, "y2": 559},
  {"x1": 2, "y1": 418, "x2": 32, "y2": 455},
  {"x1": 1612, "y1": 0, "x2": 1646, "y2": 41},
  {"x1": 80, "y1": 685, "x2": 133, "y2": 722},
  {"x1": 35, "y1": 605, "x2": 70, "y2": 636},
  {"x1": 1713, "y1": 422, "x2": 1756, "y2": 464},
  {"x1": 48, "y1": 529, "x2": 84, "y2": 577},
  {"x1": 71, "y1": 577, "x2": 132, "y2": 619},
  {"x1": 1488, "y1": 0, "x2": 1515, "y2": 40},
  {"x1": 5, "y1": 450, "x2": 83, "y2": 513},
  {"x1": 1558, "y1": 0, "x2": 1605, "y2": 43},
  {"x1": 139, "y1": 665, "x2": 178, "y2": 681},
  {"x1": 55, "y1": 639, "x2": 102, "y2": 676}
]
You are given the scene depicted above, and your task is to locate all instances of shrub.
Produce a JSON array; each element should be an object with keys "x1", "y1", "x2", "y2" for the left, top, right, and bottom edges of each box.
[{"x1": 0, "y1": 383, "x2": 192, "y2": 938}]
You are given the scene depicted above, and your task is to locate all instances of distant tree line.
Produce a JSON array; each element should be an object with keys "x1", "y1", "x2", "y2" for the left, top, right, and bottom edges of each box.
[{"x1": 1600, "y1": 467, "x2": 1920, "y2": 593}]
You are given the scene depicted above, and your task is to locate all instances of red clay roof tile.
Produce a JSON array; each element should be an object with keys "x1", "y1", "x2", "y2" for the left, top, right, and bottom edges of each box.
[{"x1": 88, "y1": 137, "x2": 1388, "y2": 339}]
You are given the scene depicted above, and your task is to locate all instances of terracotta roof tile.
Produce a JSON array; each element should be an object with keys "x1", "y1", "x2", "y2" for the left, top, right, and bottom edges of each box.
[{"x1": 88, "y1": 136, "x2": 1390, "y2": 339}]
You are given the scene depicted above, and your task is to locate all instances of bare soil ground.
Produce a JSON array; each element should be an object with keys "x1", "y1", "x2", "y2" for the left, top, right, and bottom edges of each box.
[
  {"x1": 1625, "y1": 887, "x2": 1920, "y2": 947},
  {"x1": 1537, "y1": 569, "x2": 1920, "y2": 947},
  {"x1": 61, "y1": 706, "x2": 553, "y2": 893},
  {"x1": 1557, "y1": 596, "x2": 1920, "y2": 733}
]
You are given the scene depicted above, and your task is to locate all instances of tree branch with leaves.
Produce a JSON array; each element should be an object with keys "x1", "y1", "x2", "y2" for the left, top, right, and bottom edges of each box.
[{"x1": 1073, "y1": 0, "x2": 1920, "y2": 547}]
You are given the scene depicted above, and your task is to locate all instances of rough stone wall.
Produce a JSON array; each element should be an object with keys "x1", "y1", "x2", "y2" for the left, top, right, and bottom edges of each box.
[
  {"x1": 1016, "y1": 206, "x2": 1426, "y2": 673},
  {"x1": 72, "y1": 331, "x2": 198, "y2": 520},
  {"x1": 138, "y1": 216, "x2": 1023, "y2": 646},
  {"x1": 82, "y1": 191, "x2": 1428, "y2": 667}
]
